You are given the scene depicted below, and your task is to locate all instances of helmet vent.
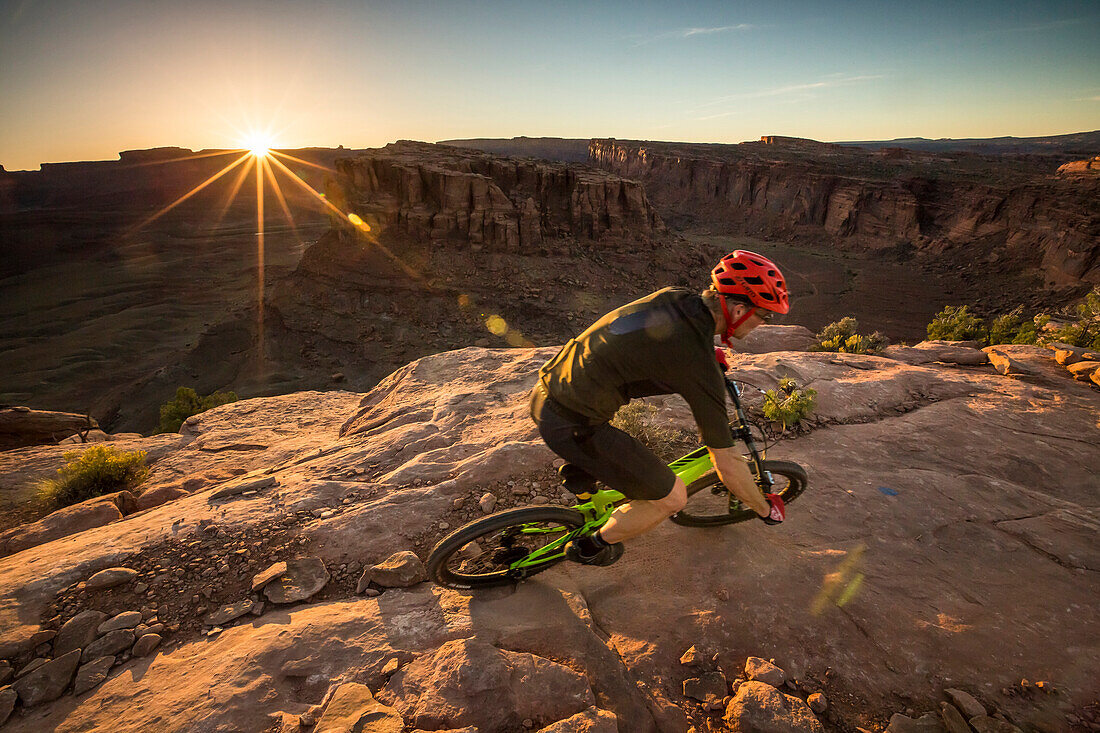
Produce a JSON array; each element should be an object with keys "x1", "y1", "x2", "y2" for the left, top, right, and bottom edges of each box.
[
  {"x1": 760, "y1": 292, "x2": 775, "y2": 301},
  {"x1": 744, "y1": 276, "x2": 764, "y2": 285},
  {"x1": 731, "y1": 262, "x2": 748, "y2": 270}
]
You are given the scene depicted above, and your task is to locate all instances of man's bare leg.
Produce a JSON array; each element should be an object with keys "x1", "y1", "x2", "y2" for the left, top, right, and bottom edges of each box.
[{"x1": 597, "y1": 478, "x2": 688, "y2": 544}]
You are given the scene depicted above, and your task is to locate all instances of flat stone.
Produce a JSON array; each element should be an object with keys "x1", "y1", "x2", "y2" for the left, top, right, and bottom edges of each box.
[
  {"x1": 86, "y1": 567, "x2": 138, "y2": 590},
  {"x1": 263, "y1": 557, "x2": 330, "y2": 604},
  {"x1": 203, "y1": 600, "x2": 255, "y2": 626},
  {"x1": 0, "y1": 686, "x2": 15, "y2": 727},
  {"x1": 132, "y1": 633, "x2": 162, "y2": 657},
  {"x1": 745, "y1": 656, "x2": 786, "y2": 687},
  {"x1": 82, "y1": 629, "x2": 135, "y2": 662},
  {"x1": 479, "y1": 492, "x2": 497, "y2": 513},
  {"x1": 73, "y1": 656, "x2": 115, "y2": 695},
  {"x1": 808, "y1": 692, "x2": 827, "y2": 713},
  {"x1": 1066, "y1": 360, "x2": 1100, "y2": 380},
  {"x1": 940, "y1": 702, "x2": 972, "y2": 733},
  {"x1": 251, "y1": 561, "x2": 288, "y2": 592},
  {"x1": 886, "y1": 713, "x2": 946, "y2": 732},
  {"x1": 209, "y1": 476, "x2": 276, "y2": 501},
  {"x1": 98, "y1": 610, "x2": 143, "y2": 634},
  {"x1": 984, "y1": 348, "x2": 1033, "y2": 376},
  {"x1": 368, "y1": 551, "x2": 426, "y2": 588},
  {"x1": 313, "y1": 682, "x2": 403, "y2": 733},
  {"x1": 683, "y1": 670, "x2": 728, "y2": 702},
  {"x1": 679, "y1": 645, "x2": 707, "y2": 666},
  {"x1": 11, "y1": 649, "x2": 81, "y2": 707},
  {"x1": 17, "y1": 658, "x2": 49, "y2": 679},
  {"x1": 944, "y1": 688, "x2": 985, "y2": 719}
]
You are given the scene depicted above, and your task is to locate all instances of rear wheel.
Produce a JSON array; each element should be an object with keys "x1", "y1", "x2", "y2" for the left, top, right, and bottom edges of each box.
[
  {"x1": 671, "y1": 460, "x2": 807, "y2": 527},
  {"x1": 427, "y1": 506, "x2": 586, "y2": 589}
]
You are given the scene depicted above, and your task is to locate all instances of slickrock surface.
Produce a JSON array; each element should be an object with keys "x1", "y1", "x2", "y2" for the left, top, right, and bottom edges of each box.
[{"x1": 0, "y1": 344, "x2": 1096, "y2": 731}]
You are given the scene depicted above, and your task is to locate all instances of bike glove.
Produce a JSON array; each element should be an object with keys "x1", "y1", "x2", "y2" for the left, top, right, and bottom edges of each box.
[{"x1": 761, "y1": 493, "x2": 785, "y2": 525}]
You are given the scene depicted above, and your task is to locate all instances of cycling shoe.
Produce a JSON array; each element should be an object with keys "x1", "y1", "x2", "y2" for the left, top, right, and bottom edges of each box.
[{"x1": 564, "y1": 538, "x2": 624, "y2": 566}]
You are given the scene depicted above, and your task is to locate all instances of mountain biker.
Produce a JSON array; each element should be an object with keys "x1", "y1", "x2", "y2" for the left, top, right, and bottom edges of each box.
[{"x1": 530, "y1": 250, "x2": 791, "y2": 566}]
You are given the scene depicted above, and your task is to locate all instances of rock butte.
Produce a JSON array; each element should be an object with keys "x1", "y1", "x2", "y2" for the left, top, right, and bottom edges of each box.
[{"x1": 0, "y1": 340, "x2": 1095, "y2": 731}]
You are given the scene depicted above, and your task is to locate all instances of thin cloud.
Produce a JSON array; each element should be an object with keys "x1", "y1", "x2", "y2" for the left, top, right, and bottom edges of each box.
[
  {"x1": 693, "y1": 73, "x2": 885, "y2": 117},
  {"x1": 1072, "y1": 95, "x2": 1100, "y2": 102},
  {"x1": 631, "y1": 24, "x2": 754, "y2": 46}
]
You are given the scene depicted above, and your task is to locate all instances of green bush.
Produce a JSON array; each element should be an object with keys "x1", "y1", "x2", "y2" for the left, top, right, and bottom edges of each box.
[
  {"x1": 1044, "y1": 288, "x2": 1100, "y2": 350},
  {"x1": 158, "y1": 387, "x2": 238, "y2": 433},
  {"x1": 812, "y1": 317, "x2": 888, "y2": 354},
  {"x1": 37, "y1": 445, "x2": 149, "y2": 509},
  {"x1": 611, "y1": 401, "x2": 694, "y2": 461},
  {"x1": 762, "y1": 378, "x2": 818, "y2": 430},
  {"x1": 927, "y1": 305, "x2": 987, "y2": 342}
]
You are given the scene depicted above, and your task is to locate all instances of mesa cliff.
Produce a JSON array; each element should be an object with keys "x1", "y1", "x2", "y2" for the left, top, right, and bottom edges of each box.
[{"x1": 589, "y1": 138, "x2": 1100, "y2": 290}]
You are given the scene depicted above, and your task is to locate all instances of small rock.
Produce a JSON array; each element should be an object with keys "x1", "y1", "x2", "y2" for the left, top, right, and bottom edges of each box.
[
  {"x1": 98, "y1": 611, "x2": 143, "y2": 634},
  {"x1": 368, "y1": 551, "x2": 426, "y2": 588},
  {"x1": 133, "y1": 582, "x2": 149, "y2": 594},
  {"x1": 203, "y1": 600, "x2": 256, "y2": 626},
  {"x1": 16, "y1": 658, "x2": 49, "y2": 679},
  {"x1": 0, "y1": 687, "x2": 15, "y2": 726},
  {"x1": 724, "y1": 681, "x2": 822, "y2": 733},
  {"x1": 940, "y1": 702, "x2": 972, "y2": 733},
  {"x1": 452, "y1": 497, "x2": 466, "y2": 510},
  {"x1": 73, "y1": 656, "x2": 115, "y2": 694},
  {"x1": 382, "y1": 657, "x2": 399, "y2": 675},
  {"x1": 82, "y1": 629, "x2": 135, "y2": 662},
  {"x1": 11, "y1": 649, "x2": 81, "y2": 707},
  {"x1": 263, "y1": 558, "x2": 330, "y2": 604},
  {"x1": 808, "y1": 692, "x2": 827, "y2": 713},
  {"x1": 745, "y1": 656, "x2": 786, "y2": 687},
  {"x1": 362, "y1": 588, "x2": 381, "y2": 598},
  {"x1": 679, "y1": 645, "x2": 706, "y2": 666},
  {"x1": 132, "y1": 633, "x2": 162, "y2": 657},
  {"x1": 250, "y1": 602, "x2": 265, "y2": 616},
  {"x1": 209, "y1": 475, "x2": 277, "y2": 501},
  {"x1": 86, "y1": 567, "x2": 138, "y2": 590},
  {"x1": 885, "y1": 713, "x2": 944, "y2": 733},
  {"x1": 479, "y1": 492, "x2": 497, "y2": 514},
  {"x1": 683, "y1": 670, "x2": 728, "y2": 702},
  {"x1": 945, "y1": 688, "x2": 986, "y2": 719},
  {"x1": 251, "y1": 561, "x2": 289, "y2": 592}
]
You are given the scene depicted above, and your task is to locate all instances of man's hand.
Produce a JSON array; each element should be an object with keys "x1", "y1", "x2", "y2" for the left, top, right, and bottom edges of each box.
[
  {"x1": 707, "y1": 446, "x2": 769, "y2": 516},
  {"x1": 761, "y1": 493, "x2": 785, "y2": 525}
]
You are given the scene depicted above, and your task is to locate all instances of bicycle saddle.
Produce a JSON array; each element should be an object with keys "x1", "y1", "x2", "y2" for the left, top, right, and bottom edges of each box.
[{"x1": 558, "y1": 463, "x2": 597, "y2": 498}]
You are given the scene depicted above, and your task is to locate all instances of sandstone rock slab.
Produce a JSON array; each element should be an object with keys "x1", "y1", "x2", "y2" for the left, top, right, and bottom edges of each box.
[
  {"x1": 55, "y1": 609, "x2": 109, "y2": 656},
  {"x1": 11, "y1": 649, "x2": 81, "y2": 707},
  {"x1": 1066, "y1": 360, "x2": 1100, "y2": 380},
  {"x1": 82, "y1": 629, "x2": 134, "y2": 662},
  {"x1": 885, "y1": 713, "x2": 945, "y2": 732},
  {"x1": 0, "y1": 407, "x2": 97, "y2": 450},
  {"x1": 204, "y1": 600, "x2": 256, "y2": 626},
  {"x1": 745, "y1": 656, "x2": 786, "y2": 686},
  {"x1": 884, "y1": 342, "x2": 988, "y2": 366},
  {"x1": 209, "y1": 475, "x2": 277, "y2": 501},
  {"x1": 135, "y1": 483, "x2": 190, "y2": 511},
  {"x1": 132, "y1": 633, "x2": 162, "y2": 657},
  {"x1": 263, "y1": 557, "x2": 330, "y2": 604},
  {"x1": 731, "y1": 325, "x2": 817, "y2": 354},
  {"x1": 74, "y1": 655, "x2": 115, "y2": 695},
  {"x1": 723, "y1": 681, "x2": 823, "y2": 733},
  {"x1": 99, "y1": 610, "x2": 142, "y2": 633},
  {"x1": 0, "y1": 498, "x2": 123, "y2": 557},
  {"x1": 251, "y1": 561, "x2": 288, "y2": 592},
  {"x1": 940, "y1": 702, "x2": 971, "y2": 733},
  {"x1": 535, "y1": 706, "x2": 618, "y2": 733},
  {"x1": 0, "y1": 686, "x2": 14, "y2": 726},
  {"x1": 87, "y1": 567, "x2": 138, "y2": 590},
  {"x1": 369, "y1": 550, "x2": 426, "y2": 588},
  {"x1": 944, "y1": 688, "x2": 985, "y2": 719},
  {"x1": 314, "y1": 682, "x2": 403, "y2": 733},
  {"x1": 380, "y1": 637, "x2": 594, "y2": 731}
]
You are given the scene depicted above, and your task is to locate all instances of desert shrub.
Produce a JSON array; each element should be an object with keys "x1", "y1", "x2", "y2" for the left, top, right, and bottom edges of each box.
[
  {"x1": 1043, "y1": 288, "x2": 1100, "y2": 350},
  {"x1": 611, "y1": 401, "x2": 694, "y2": 461},
  {"x1": 158, "y1": 387, "x2": 238, "y2": 433},
  {"x1": 926, "y1": 305, "x2": 987, "y2": 342},
  {"x1": 762, "y1": 378, "x2": 818, "y2": 430},
  {"x1": 988, "y1": 307, "x2": 1048, "y2": 346},
  {"x1": 812, "y1": 318, "x2": 888, "y2": 354},
  {"x1": 37, "y1": 445, "x2": 149, "y2": 509}
]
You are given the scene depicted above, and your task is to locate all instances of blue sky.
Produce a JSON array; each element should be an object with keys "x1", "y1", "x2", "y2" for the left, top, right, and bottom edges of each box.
[{"x1": 1, "y1": 0, "x2": 1098, "y2": 169}]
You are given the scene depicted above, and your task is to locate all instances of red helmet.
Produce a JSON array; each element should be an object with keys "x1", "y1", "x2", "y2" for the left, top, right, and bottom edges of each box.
[{"x1": 710, "y1": 250, "x2": 790, "y2": 315}]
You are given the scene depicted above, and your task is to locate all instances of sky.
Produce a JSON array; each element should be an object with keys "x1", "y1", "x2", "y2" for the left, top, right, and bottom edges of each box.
[{"x1": 1, "y1": 0, "x2": 1098, "y2": 170}]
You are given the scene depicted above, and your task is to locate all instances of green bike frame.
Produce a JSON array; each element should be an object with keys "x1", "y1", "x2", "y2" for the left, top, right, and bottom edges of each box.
[{"x1": 508, "y1": 375, "x2": 764, "y2": 571}]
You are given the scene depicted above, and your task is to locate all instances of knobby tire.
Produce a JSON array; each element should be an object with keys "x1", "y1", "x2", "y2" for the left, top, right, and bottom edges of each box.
[
  {"x1": 671, "y1": 459, "x2": 807, "y2": 527},
  {"x1": 428, "y1": 506, "x2": 586, "y2": 590}
]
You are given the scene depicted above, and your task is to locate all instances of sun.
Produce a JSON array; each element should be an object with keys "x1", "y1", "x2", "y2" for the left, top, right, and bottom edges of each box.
[{"x1": 240, "y1": 133, "x2": 274, "y2": 158}]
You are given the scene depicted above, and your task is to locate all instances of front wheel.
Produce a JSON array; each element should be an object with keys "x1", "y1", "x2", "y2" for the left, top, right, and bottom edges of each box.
[
  {"x1": 427, "y1": 506, "x2": 586, "y2": 590},
  {"x1": 671, "y1": 459, "x2": 807, "y2": 528}
]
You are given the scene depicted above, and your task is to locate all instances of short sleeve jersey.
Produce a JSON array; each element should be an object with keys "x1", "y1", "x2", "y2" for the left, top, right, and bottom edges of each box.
[{"x1": 538, "y1": 287, "x2": 734, "y2": 448}]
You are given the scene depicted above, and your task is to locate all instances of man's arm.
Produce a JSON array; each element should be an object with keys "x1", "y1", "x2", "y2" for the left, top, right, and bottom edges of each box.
[{"x1": 707, "y1": 445, "x2": 769, "y2": 517}]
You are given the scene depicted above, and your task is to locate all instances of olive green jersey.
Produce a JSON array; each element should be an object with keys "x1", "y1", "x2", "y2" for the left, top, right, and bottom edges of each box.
[{"x1": 539, "y1": 287, "x2": 734, "y2": 448}]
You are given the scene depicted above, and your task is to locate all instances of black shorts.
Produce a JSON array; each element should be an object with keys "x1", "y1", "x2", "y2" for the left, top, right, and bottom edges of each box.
[{"x1": 529, "y1": 384, "x2": 677, "y2": 501}]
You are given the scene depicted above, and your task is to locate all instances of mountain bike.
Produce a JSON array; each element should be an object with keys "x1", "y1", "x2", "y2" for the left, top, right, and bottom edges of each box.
[{"x1": 427, "y1": 368, "x2": 808, "y2": 590}]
